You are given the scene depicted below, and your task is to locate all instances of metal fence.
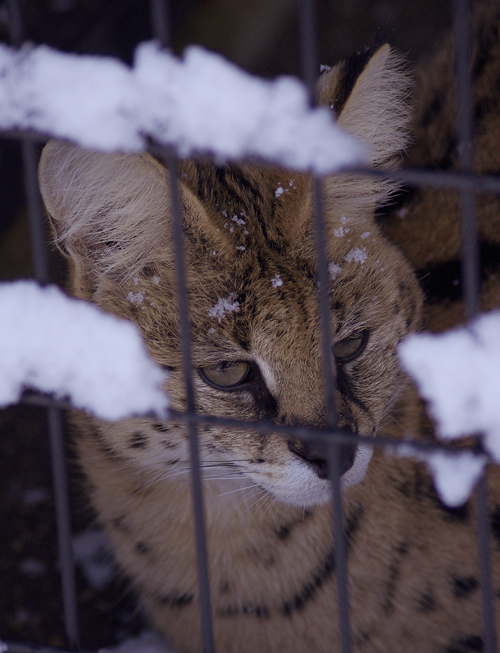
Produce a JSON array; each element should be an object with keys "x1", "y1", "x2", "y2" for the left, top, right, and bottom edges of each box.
[{"x1": 1, "y1": 0, "x2": 499, "y2": 652}]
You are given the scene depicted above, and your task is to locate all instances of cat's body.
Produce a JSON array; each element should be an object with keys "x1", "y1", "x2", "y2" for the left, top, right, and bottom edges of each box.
[{"x1": 38, "y1": 9, "x2": 500, "y2": 652}]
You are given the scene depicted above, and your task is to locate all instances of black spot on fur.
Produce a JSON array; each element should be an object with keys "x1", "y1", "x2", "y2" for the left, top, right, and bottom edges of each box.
[
  {"x1": 217, "y1": 604, "x2": 270, "y2": 619},
  {"x1": 130, "y1": 432, "x2": 147, "y2": 449},
  {"x1": 452, "y1": 576, "x2": 479, "y2": 599},
  {"x1": 445, "y1": 635, "x2": 484, "y2": 652},
  {"x1": 352, "y1": 630, "x2": 372, "y2": 646},
  {"x1": 281, "y1": 505, "x2": 364, "y2": 618},
  {"x1": 277, "y1": 525, "x2": 290, "y2": 540},
  {"x1": 158, "y1": 593, "x2": 193, "y2": 608},
  {"x1": 153, "y1": 423, "x2": 170, "y2": 432},
  {"x1": 417, "y1": 590, "x2": 437, "y2": 613},
  {"x1": 382, "y1": 563, "x2": 400, "y2": 615},
  {"x1": 136, "y1": 541, "x2": 151, "y2": 556},
  {"x1": 434, "y1": 498, "x2": 470, "y2": 523},
  {"x1": 111, "y1": 515, "x2": 130, "y2": 534},
  {"x1": 282, "y1": 550, "x2": 336, "y2": 617},
  {"x1": 417, "y1": 240, "x2": 500, "y2": 303}
]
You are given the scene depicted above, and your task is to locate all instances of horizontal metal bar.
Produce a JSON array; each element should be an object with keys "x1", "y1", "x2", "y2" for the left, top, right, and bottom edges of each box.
[
  {"x1": 18, "y1": 390, "x2": 486, "y2": 458},
  {"x1": 0, "y1": 129, "x2": 499, "y2": 196}
]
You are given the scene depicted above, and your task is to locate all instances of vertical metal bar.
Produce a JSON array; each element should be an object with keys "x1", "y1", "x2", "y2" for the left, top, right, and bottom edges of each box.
[
  {"x1": 150, "y1": 1, "x2": 214, "y2": 648},
  {"x1": 328, "y1": 443, "x2": 351, "y2": 653},
  {"x1": 297, "y1": 0, "x2": 319, "y2": 103},
  {"x1": 150, "y1": 0, "x2": 171, "y2": 49},
  {"x1": 167, "y1": 154, "x2": 215, "y2": 653},
  {"x1": 476, "y1": 472, "x2": 497, "y2": 653},
  {"x1": 298, "y1": 0, "x2": 350, "y2": 650},
  {"x1": 455, "y1": 0, "x2": 479, "y2": 321},
  {"x1": 21, "y1": 139, "x2": 50, "y2": 285},
  {"x1": 454, "y1": 0, "x2": 496, "y2": 648},
  {"x1": 48, "y1": 406, "x2": 80, "y2": 650},
  {"x1": 7, "y1": 0, "x2": 81, "y2": 647}
]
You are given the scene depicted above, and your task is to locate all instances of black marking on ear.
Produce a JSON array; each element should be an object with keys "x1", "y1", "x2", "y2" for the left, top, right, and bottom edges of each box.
[
  {"x1": 417, "y1": 240, "x2": 500, "y2": 303},
  {"x1": 334, "y1": 46, "x2": 378, "y2": 116},
  {"x1": 452, "y1": 576, "x2": 479, "y2": 599},
  {"x1": 158, "y1": 593, "x2": 194, "y2": 608},
  {"x1": 444, "y1": 635, "x2": 484, "y2": 652},
  {"x1": 130, "y1": 432, "x2": 148, "y2": 449}
]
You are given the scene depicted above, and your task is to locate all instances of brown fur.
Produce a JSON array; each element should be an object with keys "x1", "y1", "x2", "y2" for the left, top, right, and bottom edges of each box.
[{"x1": 37, "y1": 20, "x2": 500, "y2": 653}]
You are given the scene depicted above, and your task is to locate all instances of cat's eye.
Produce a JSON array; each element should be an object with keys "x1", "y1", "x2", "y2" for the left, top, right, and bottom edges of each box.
[
  {"x1": 199, "y1": 361, "x2": 251, "y2": 389},
  {"x1": 332, "y1": 331, "x2": 368, "y2": 363}
]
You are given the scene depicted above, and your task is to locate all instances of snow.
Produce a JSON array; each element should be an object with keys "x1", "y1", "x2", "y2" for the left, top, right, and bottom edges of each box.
[
  {"x1": 344, "y1": 247, "x2": 367, "y2": 264},
  {"x1": 426, "y1": 451, "x2": 486, "y2": 507},
  {"x1": 0, "y1": 281, "x2": 168, "y2": 420},
  {"x1": 0, "y1": 640, "x2": 7, "y2": 653},
  {"x1": 328, "y1": 263, "x2": 342, "y2": 279},
  {"x1": 0, "y1": 41, "x2": 366, "y2": 173},
  {"x1": 399, "y1": 311, "x2": 500, "y2": 460},
  {"x1": 271, "y1": 274, "x2": 283, "y2": 288},
  {"x1": 208, "y1": 294, "x2": 240, "y2": 322},
  {"x1": 395, "y1": 444, "x2": 486, "y2": 507}
]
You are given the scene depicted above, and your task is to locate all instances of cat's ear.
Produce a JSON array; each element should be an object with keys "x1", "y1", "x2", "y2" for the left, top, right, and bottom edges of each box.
[
  {"x1": 317, "y1": 44, "x2": 411, "y2": 168},
  {"x1": 38, "y1": 141, "x2": 212, "y2": 297},
  {"x1": 317, "y1": 44, "x2": 411, "y2": 214}
]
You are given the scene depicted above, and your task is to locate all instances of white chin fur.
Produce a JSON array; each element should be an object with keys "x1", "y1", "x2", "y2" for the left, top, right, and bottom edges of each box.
[
  {"x1": 341, "y1": 444, "x2": 373, "y2": 489},
  {"x1": 261, "y1": 444, "x2": 373, "y2": 507}
]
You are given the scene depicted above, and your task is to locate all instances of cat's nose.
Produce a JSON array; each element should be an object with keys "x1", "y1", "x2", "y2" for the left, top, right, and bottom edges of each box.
[{"x1": 288, "y1": 439, "x2": 356, "y2": 479}]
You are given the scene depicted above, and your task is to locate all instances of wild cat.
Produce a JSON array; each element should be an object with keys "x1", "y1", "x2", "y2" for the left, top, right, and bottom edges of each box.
[{"x1": 38, "y1": 18, "x2": 500, "y2": 653}]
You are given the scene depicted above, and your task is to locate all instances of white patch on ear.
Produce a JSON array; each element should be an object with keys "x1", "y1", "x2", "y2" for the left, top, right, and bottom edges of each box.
[{"x1": 342, "y1": 444, "x2": 373, "y2": 488}]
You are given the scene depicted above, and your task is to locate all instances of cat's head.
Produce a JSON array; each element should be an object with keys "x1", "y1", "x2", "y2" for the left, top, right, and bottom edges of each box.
[{"x1": 38, "y1": 44, "x2": 422, "y2": 507}]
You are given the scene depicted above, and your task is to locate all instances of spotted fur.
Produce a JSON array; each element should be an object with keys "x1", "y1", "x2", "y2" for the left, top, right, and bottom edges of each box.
[{"x1": 38, "y1": 20, "x2": 500, "y2": 653}]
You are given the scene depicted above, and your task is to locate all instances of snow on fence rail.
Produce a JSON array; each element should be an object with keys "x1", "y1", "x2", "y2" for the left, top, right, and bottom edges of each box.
[
  {"x1": 0, "y1": 41, "x2": 365, "y2": 172},
  {"x1": 0, "y1": 281, "x2": 168, "y2": 420}
]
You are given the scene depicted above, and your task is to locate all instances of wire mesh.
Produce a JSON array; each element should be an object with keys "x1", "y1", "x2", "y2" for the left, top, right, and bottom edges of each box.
[{"x1": 1, "y1": 0, "x2": 499, "y2": 651}]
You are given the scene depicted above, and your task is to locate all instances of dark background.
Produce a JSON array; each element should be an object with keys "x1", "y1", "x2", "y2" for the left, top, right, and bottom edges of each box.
[{"x1": 0, "y1": 0, "x2": 452, "y2": 649}]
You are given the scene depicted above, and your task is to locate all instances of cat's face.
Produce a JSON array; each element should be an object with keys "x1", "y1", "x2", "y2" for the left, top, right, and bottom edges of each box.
[{"x1": 38, "y1": 45, "x2": 422, "y2": 507}]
